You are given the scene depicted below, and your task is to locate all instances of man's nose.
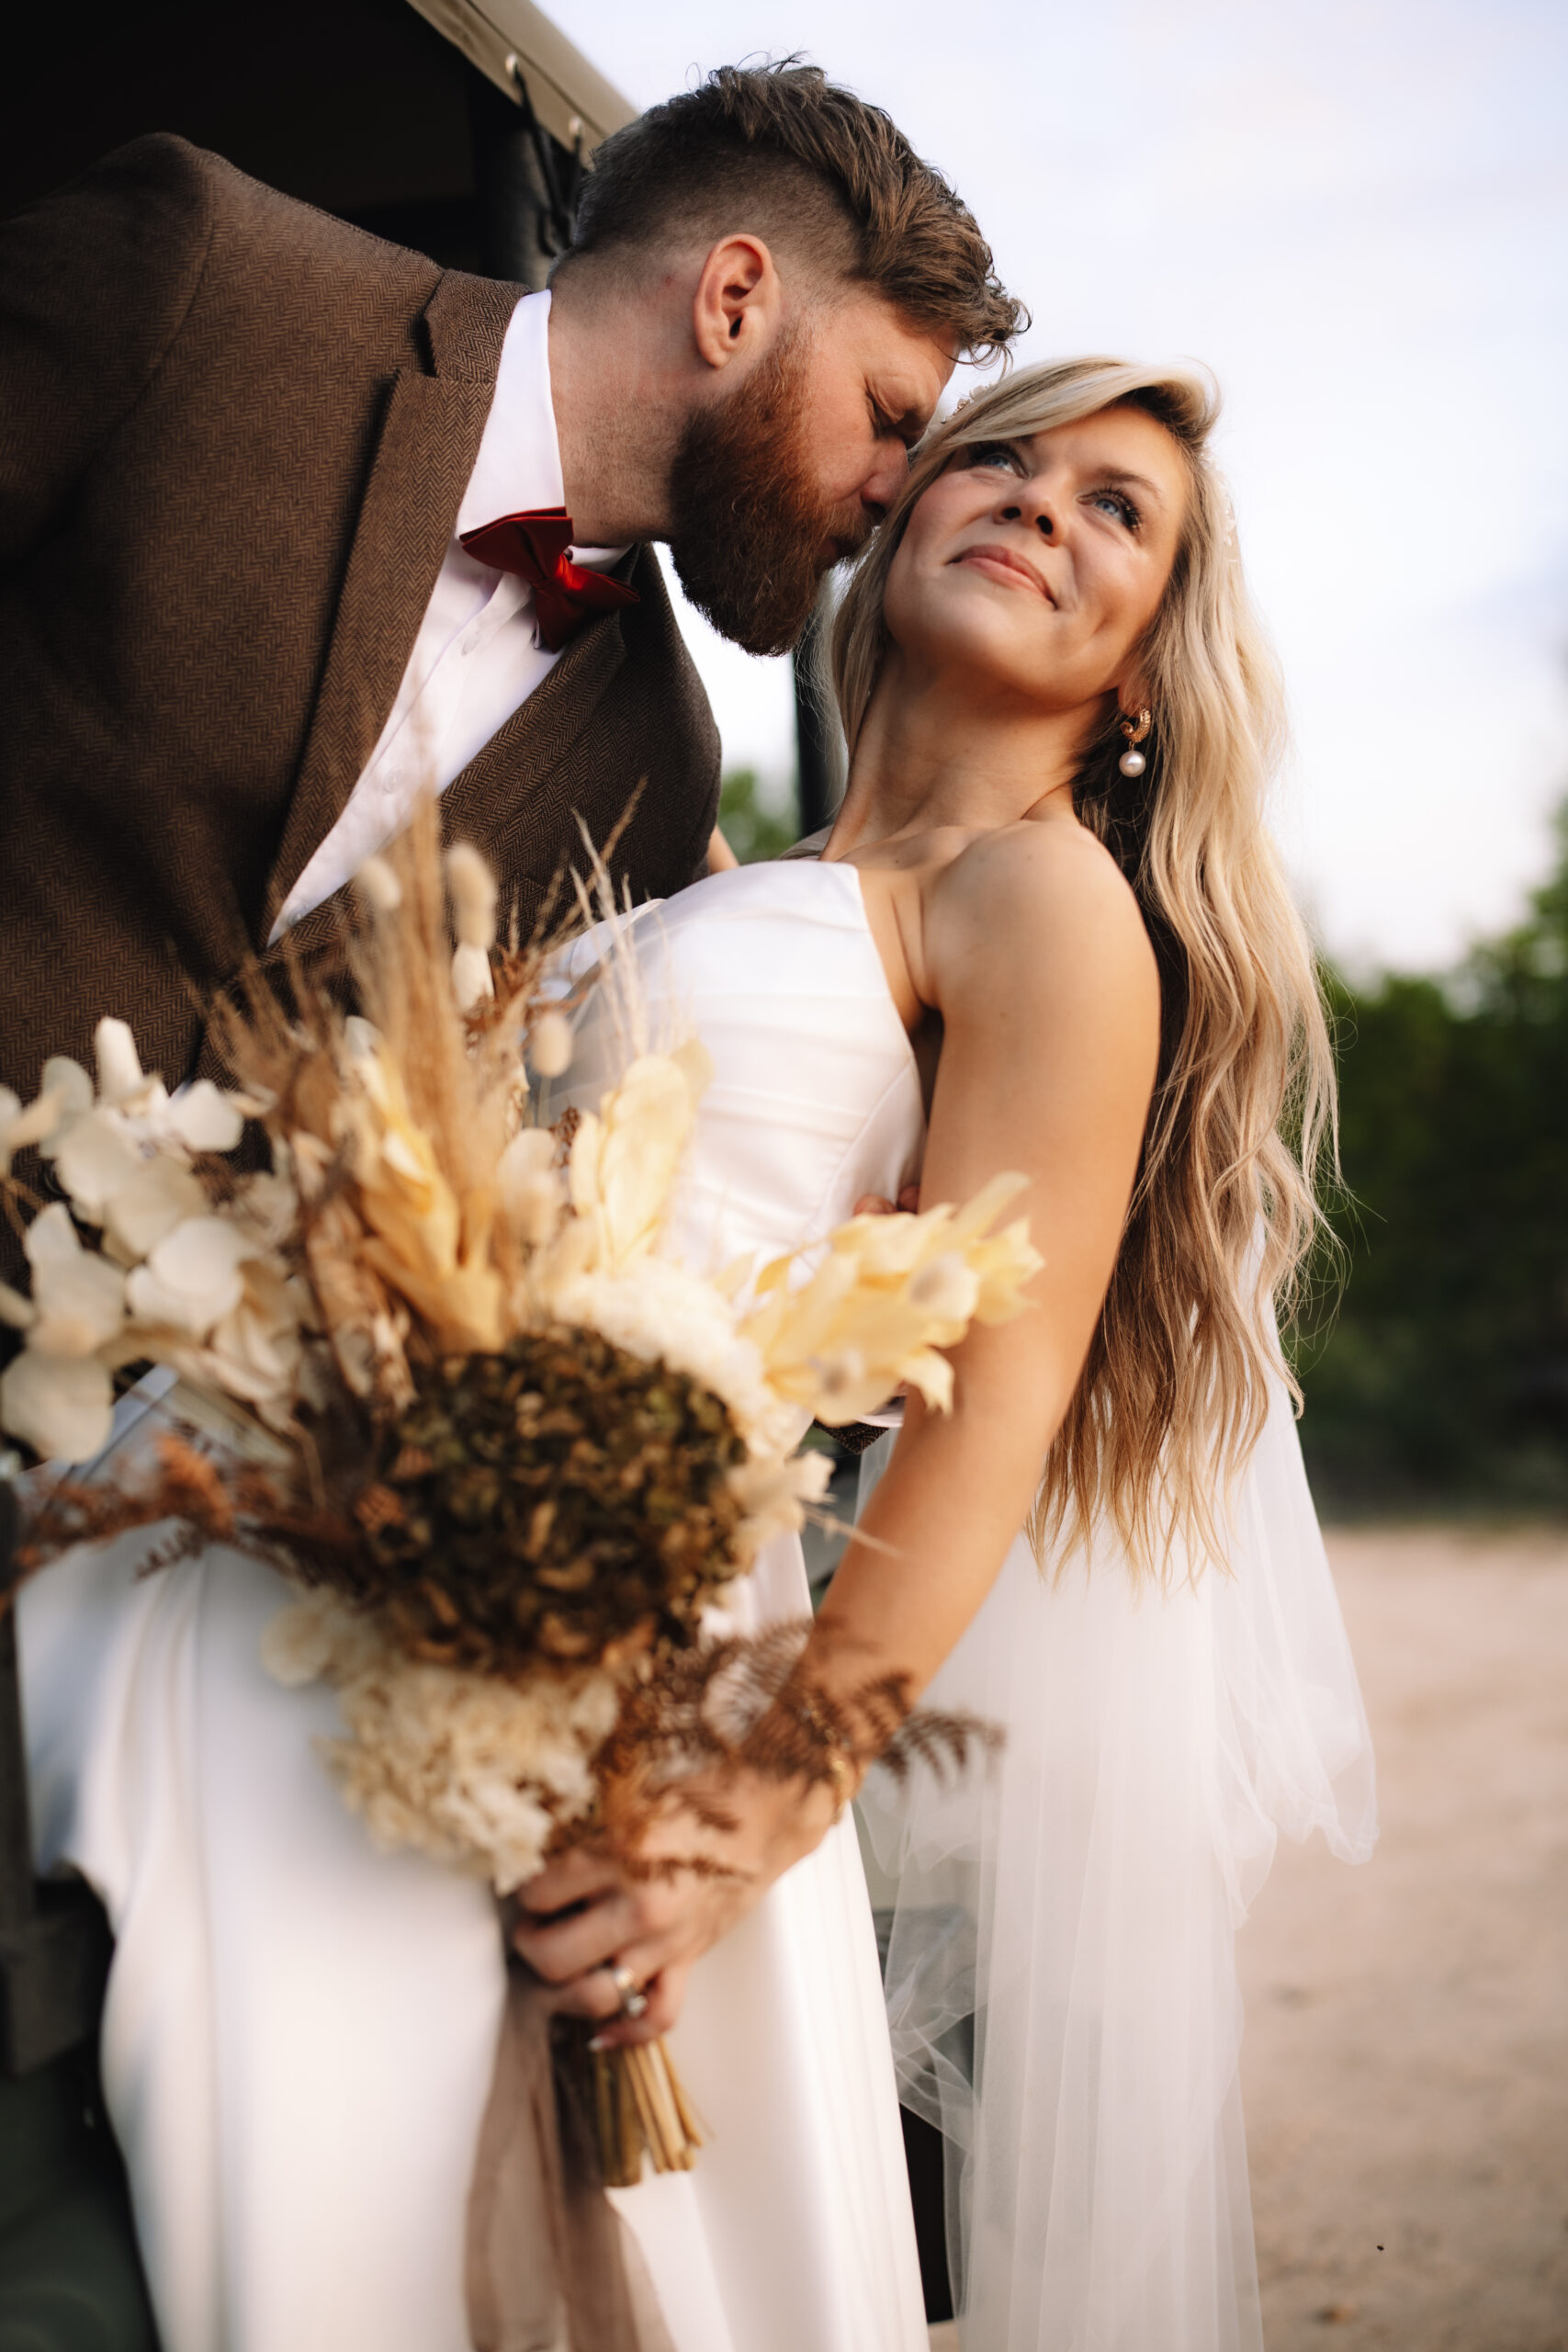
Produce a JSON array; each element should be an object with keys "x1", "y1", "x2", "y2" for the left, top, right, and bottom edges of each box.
[{"x1": 859, "y1": 444, "x2": 910, "y2": 520}]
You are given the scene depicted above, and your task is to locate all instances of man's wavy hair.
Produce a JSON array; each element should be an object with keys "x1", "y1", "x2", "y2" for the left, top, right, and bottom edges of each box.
[
  {"x1": 831, "y1": 359, "x2": 1338, "y2": 1577},
  {"x1": 558, "y1": 61, "x2": 1024, "y2": 365}
]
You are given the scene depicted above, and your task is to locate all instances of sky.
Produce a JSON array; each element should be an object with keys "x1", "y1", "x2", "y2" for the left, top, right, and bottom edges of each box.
[{"x1": 547, "y1": 0, "x2": 1568, "y2": 972}]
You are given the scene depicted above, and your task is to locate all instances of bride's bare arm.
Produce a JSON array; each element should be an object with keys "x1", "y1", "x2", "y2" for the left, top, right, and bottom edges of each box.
[
  {"x1": 814, "y1": 820, "x2": 1158, "y2": 1693},
  {"x1": 514, "y1": 823, "x2": 1158, "y2": 2038}
]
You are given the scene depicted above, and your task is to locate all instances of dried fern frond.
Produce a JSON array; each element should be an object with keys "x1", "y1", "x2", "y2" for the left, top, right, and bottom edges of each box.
[
  {"x1": 9, "y1": 1430, "x2": 359, "y2": 1589},
  {"x1": 587, "y1": 1620, "x2": 1001, "y2": 1876}
]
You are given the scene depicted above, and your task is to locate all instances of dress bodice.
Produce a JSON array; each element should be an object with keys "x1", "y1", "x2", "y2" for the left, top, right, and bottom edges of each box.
[{"x1": 550, "y1": 859, "x2": 925, "y2": 1275}]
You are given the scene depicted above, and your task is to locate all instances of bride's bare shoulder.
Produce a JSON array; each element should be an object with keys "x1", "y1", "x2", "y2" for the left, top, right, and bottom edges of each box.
[{"x1": 928, "y1": 819, "x2": 1157, "y2": 1012}]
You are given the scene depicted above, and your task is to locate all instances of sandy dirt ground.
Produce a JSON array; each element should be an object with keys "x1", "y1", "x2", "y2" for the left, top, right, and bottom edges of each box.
[{"x1": 1236, "y1": 1526, "x2": 1568, "y2": 2352}]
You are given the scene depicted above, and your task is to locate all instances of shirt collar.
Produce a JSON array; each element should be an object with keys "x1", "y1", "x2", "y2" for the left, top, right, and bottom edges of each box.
[{"x1": 457, "y1": 288, "x2": 627, "y2": 575}]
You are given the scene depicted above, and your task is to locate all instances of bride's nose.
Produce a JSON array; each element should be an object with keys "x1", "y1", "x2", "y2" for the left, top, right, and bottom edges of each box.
[{"x1": 996, "y1": 482, "x2": 1057, "y2": 542}]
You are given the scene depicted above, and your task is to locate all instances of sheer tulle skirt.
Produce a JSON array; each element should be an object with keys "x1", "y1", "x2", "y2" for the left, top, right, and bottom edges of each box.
[{"x1": 856, "y1": 1372, "x2": 1376, "y2": 2352}]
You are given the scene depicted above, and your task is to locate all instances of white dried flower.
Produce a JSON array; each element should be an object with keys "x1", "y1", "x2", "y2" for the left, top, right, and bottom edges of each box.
[
  {"x1": 125, "y1": 1216, "x2": 255, "y2": 1338},
  {"x1": 30, "y1": 1249, "x2": 127, "y2": 1358},
  {"x1": 1, "y1": 1209, "x2": 128, "y2": 1396},
  {"x1": 728, "y1": 1448, "x2": 835, "y2": 1549},
  {"x1": 261, "y1": 1589, "x2": 381, "y2": 1686},
  {"x1": 513, "y1": 1171, "x2": 563, "y2": 1247},
  {"x1": 51, "y1": 1109, "x2": 141, "y2": 1223},
  {"x1": 38, "y1": 1058, "x2": 94, "y2": 1128},
  {"x1": 498, "y1": 1128, "x2": 562, "y2": 1245},
  {"x1": 543, "y1": 1256, "x2": 798, "y2": 1458},
  {"x1": 0, "y1": 1350, "x2": 113, "y2": 1465},
  {"x1": 565, "y1": 1046, "x2": 710, "y2": 1271},
  {"x1": 102, "y1": 1159, "x2": 208, "y2": 1262},
  {"x1": 739, "y1": 1171, "x2": 1041, "y2": 1424},
  {"x1": 94, "y1": 1018, "x2": 148, "y2": 1107},
  {"x1": 0, "y1": 1084, "x2": 64, "y2": 1175},
  {"x1": 164, "y1": 1080, "x2": 244, "y2": 1156},
  {"x1": 230, "y1": 1170, "x2": 301, "y2": 1252},
  {"x1": 22, "y1": 1204, "x2": 76, "y2": 1271},
  {"x1": 499, "y1": 1127, "x2": 555, "y2": 1183},
  {"x1": 200, "y1": 1261, "x2": 308, "y2": 1422},
  {"x1": 32, "y1": 1030, "x2": 242, "y2": 1240},
  {"x1": 266, "y1": 1597, "x2": 620, "y2": 1894}
]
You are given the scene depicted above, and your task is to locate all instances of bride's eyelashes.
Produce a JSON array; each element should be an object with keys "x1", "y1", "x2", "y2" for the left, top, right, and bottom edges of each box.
[
  {"x1": 1088, "y1": 485, "x2": 1143, "y2": 531},
  {"x1": 961, "y1": 439, "x2": 1027, "y2": 476}
]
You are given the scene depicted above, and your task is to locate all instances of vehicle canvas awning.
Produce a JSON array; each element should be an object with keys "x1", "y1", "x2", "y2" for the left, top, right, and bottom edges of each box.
[{"x1": 403, "y1": 0, "x2": 636, "y2": 155}]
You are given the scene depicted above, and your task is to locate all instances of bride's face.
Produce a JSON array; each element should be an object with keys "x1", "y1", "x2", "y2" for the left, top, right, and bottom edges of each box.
[{"x1": 884, "y1": 403, "x2": 1190, "y2": 717}]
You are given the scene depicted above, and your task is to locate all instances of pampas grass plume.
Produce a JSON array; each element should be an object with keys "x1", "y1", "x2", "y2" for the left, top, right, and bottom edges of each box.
[
  {"x1": 357, "y1": 855, "x2": 403, "y2": 915},
  {"x1": 530, "y1": 1011, "x2": 573, "y2": 1078},
  {"x1": 445, "y1": 842, "x2": 498, "y2": 950}
]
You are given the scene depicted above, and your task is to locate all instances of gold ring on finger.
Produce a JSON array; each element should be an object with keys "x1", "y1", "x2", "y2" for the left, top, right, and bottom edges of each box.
[{"x1": 609, "y1": 1962, "x2": 649, "y2": 2020}]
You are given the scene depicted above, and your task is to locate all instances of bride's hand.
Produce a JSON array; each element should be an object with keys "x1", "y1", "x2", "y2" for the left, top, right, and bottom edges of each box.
[{"x1": 512, "y1": 1767, "x2": 843, "y2": 2046}]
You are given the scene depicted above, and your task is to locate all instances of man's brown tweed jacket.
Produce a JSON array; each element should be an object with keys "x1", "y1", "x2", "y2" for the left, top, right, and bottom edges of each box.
[{"x1": 0, "y1": 133, "x2": 721, "y2": 1113}]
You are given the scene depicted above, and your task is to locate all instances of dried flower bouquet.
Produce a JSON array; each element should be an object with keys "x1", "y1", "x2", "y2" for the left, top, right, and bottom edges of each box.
[{"x1": 1, "y1": 805, "x2": 1038, "y2": 2183}]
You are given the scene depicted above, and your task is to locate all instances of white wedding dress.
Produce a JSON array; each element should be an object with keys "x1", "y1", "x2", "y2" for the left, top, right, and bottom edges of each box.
[
  {"x1": 18, "y1": 855, "x2": 1375, "y2": 2352},
  {"x1": 18, "y1": 857, "x2": 931, "y2": 2352}
]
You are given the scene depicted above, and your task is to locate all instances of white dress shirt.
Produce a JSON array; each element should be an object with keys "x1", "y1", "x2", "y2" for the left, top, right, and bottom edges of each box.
[{"x1": 271, "y1": 290, "x2": 626, "y2": 938}]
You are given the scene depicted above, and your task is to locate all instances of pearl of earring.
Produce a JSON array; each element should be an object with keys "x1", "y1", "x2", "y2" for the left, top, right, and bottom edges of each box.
[{"x1": 1119, "y1": 707, "x2": 1152, "y2": 776}]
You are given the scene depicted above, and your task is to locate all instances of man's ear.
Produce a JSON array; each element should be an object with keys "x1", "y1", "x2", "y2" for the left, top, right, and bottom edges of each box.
[{"x1": 691, "y1": 236, "x2": 784, "y2": 373}]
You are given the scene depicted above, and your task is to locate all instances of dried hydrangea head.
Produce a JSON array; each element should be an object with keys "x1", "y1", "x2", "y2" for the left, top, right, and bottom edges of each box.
[{"x1": 320, "y1": 1327, "x2": 750, "y2": 1677}]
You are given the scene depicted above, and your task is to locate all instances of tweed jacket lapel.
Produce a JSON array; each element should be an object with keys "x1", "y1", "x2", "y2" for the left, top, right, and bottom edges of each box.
[
  {"x1": 436, "y1": 562, "x2": 636, "y2": 865},
  {"x1": 258, "y1": 269, "x2": 521, "y2": 950}
]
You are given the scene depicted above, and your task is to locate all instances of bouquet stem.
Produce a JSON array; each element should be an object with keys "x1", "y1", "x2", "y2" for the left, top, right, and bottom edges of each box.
[{"x1": 586, "y1": 2038, "x2": 705, "y2": 2188}]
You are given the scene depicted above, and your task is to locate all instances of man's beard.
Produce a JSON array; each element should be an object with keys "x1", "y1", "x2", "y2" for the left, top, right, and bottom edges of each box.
[{"x1": 666, "y1": 331, "x2": 872, "y2": 659}]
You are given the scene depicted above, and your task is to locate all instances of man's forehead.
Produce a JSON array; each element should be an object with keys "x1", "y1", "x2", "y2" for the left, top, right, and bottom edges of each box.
[
  {"x1": 856, "y1": 302, "x2": 956, "y2": 408},
  {"x1": 826, "y1": 287, "x2": 948, "y2": 362}
]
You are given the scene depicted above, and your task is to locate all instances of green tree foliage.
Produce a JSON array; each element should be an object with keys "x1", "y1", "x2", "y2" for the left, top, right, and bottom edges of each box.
[
  {"x1": 717, "y1": 769, "x2": 797, "y2": 865},
  {"x1": 1300, "y1": 807, "x2": 1568, "y2": 1510}
]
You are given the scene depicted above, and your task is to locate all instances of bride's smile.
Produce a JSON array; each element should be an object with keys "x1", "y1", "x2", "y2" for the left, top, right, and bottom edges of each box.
[{"x1": 950, "y1": 540, "x2": 1054, "y2": 597}]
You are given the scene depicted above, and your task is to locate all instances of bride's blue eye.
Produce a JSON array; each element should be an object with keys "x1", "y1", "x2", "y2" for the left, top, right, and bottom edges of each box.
[
  {"x1": 964, "y1": 440, "x2": 1025, "y2": 476},
  {"x1": 1090, "y1": 487, "x2": 1141, "y2": 529}
]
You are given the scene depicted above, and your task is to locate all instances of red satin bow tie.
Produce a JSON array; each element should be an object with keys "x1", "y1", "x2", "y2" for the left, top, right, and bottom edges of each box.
[{"x1": 458, "y1": 507, "x2": 639, "y2": 651}]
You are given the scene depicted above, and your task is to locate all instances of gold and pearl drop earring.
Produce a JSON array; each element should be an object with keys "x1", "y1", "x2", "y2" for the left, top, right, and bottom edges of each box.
[{"x1": 1119, "y1": 709, "x2": 1152, "y2": 777}]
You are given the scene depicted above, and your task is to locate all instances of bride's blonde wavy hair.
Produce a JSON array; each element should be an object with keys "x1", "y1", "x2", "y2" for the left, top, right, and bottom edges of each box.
[{"x1": 830, "y1": 357, "x2": 1337, "y2": 1575}]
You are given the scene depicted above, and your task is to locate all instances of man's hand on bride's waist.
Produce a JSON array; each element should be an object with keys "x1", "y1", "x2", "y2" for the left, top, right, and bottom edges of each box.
[
  {"x1": 511, "y1": 1764, "x2": 846, "y2": 2048},
  {"x1": 853, "y1": 1184, "x2": 922, "y2": 1217}
]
